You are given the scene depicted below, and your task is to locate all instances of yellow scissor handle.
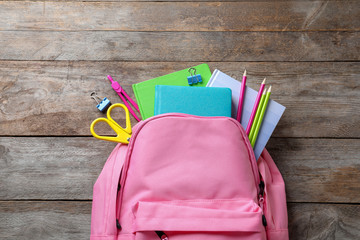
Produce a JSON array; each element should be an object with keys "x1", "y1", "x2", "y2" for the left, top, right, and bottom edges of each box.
[{"x1": 90, "y1": 103, "x2": 132, "y2": 144}]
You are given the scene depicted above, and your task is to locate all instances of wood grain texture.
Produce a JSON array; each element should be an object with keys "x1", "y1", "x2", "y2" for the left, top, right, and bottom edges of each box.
[
  {"x1": 0, "y1": 137, "x2": 114, "y2": 200},
  {"x1": 1, "y1": 61, "x2": 359, "y2": 137},
  {"x1": 0, "y1": 201, "x2": 359, "y2": 239},
  {"x1": 287, "y1": 203, "x2": 360, "y2": 240},
  {"x1": 0, "y1": 31, "x2": 358, "y2": 61},
  {"x1": 1, "y1": 1, "x2": 359, "y2": 31},
  {"x1": 0, "y1": 137, "x2": 359, "y2": 203},
  {"x1": 0, "y1": 0, "x2": 358, "y2": 239},
  {"x1": 0, "y1": 201, "x2": 91, "y2": 240},
  {"x1": 266, "y1": 138, "x2": 360, "y2": 203}
]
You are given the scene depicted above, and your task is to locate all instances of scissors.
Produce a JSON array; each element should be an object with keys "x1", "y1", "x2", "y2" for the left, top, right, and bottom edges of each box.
[{"x1": 90, "y1": 103, "x2": 132, "y2": 144}]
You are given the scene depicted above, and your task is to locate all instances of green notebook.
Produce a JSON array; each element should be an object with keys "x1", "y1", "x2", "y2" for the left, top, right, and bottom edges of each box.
[{"x1": 132, "y1": 64, "x2": 212, "y2": 120}]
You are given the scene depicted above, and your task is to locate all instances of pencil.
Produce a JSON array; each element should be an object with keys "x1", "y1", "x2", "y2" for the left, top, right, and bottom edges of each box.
[
  {"x1": 249, "y1": 88, "x2": 267, "y2": 143},
  {"x1": 251, "y1": 86, "x2": 272, "y2": 147},
  {"x1": 236, "y1": 69, "x2": 247, "y2": 122},
  {"x1": 245, "y1": 78, "x2": 266, "y2": 135}
]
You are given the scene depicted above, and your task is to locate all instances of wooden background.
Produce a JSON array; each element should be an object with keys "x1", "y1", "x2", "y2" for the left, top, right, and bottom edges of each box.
[{"x1": 0, "y1": 0, "x2": 359, "y2": 239}]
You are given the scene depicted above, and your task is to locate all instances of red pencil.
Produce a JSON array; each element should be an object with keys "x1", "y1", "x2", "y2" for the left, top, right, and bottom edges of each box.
[
  {"x1": 245, "y1": 78, "x2": 266, "y2": 135},
  {"x1": 236, "y1": 69, "x2": 247, "y2": 122}
]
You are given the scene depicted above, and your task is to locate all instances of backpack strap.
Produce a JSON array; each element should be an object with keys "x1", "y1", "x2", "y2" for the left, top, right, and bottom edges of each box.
[{"x1": 258, "y1": 149, "x2": 289, "y2": 240}]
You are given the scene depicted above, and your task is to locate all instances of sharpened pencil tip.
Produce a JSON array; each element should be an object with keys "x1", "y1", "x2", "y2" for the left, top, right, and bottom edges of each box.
[
  {"x1": 268, "y1": 85, "x2": 272, "y2": 92},
  {"x1": 263, "y1": 87, "x2": 267, "y2": 94},
  {"x1": 243, "y1": 69, "x2": 247, "y2": 76},
  {"x1": 262, "y1": 78, "x2": 266, "y2": 85}
]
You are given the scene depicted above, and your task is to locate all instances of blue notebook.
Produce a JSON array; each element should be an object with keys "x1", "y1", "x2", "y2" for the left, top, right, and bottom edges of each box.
[{"x1": 154, "y1": 85, "x2": 232, "y2": 117}]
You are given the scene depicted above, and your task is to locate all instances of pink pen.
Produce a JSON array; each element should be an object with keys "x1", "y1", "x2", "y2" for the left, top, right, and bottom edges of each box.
[
  {"x1": 245, "y1": 78, "x2": 266, "y2": 135},
  {"x1": 236, "y1": 69, "x2": 247, "y2": 122},
  {"x1": 107, "y1": 75, "x2": 141, "y2": 122}
]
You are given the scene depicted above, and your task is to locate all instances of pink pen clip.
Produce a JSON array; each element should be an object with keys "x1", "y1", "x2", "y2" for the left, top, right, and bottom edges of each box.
[{"x1": 107, "y1": 75, "x2": 141, "y2": 122}]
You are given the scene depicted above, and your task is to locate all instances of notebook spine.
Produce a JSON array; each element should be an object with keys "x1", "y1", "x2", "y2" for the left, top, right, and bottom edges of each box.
[
  {"x1": 206, "y1": 69, "x2": 219, "y2": 87},
  {"x1": 154, "y1": 85, "x2": 161, "y2": 116},
  {"x1": 132, "y1": 84, "x2": 144, "y2": 119}
]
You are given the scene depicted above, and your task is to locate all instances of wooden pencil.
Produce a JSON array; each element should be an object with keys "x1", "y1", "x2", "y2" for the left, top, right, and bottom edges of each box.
[
  {"x1": 251, "y1": 86, "x2": 272, "y2": 147},
  {"x1": 236, "y1": 69, "x2": 247, "y2": 122},
  {"x1": 249, "y1": 88, "x2": 267, "y2": 143},
  {"x1": 245, "y1": 78, "x2": 266, "y2": 135}
]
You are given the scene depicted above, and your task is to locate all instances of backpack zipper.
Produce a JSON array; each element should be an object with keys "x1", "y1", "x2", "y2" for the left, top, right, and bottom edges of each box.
[
  {"x1": 155, "y1": 231, "x2": 168, "y2": 240},
  {"x1": 116, "y1": 118, "x2": 147, "y2": 230},
  {"x1": 116, "y1": 183, "x2": 122, "y2": 230},
  {"x1": 116, "y1": 170, "x2": 123, "y2": 230},
  {"x1": 115, "y1": 114, "x2": 261, "y2": 230},
  {"x1": 258, "y1": 180, "x2": 267, "y2": 227}
]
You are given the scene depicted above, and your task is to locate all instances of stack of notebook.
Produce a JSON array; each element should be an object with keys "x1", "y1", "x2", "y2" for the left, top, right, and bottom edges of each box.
[
  {"x1": 132, "y1": 63, "x2": 213, "y2": 120},
  {"x1": 131, "y1": 64, "x2": 285, "y2": 160},
  {"x1": 207, "y1": 70, "x2": 285, "y2": 159}
]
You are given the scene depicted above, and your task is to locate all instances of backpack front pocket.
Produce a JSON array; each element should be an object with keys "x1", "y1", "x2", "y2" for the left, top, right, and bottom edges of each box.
[{"x1": 132, "y1": 199, "x2": 266, "y2": 240}]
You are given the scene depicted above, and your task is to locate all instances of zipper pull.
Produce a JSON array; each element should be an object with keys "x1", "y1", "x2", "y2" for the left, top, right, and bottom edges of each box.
[
  {"x1": 116, "y1": 219, "x2": 122, "y2": 230},
  {"x1": 262, "y1": 214, "x2": 268, "y2": 227},
  {"x1": 155, "y1": 231, "x2": 168, "y2": 240}
]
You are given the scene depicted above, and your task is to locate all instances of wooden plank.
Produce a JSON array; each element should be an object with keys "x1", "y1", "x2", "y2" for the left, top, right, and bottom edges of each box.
[
  {"x1": 0, "y1": 201, "x2": 91, "y2": 240},
  {"x1": 266, "y1": 138, "x2": 360, "y2": 203},
  {"x1": 0, "y1": 201, "x2": 359, "y2": 239},
  {"x1": 1, "y1": 1, "x2": 358, "y2": 31},
  {"x1": 0, "y1": 137, "x2": 114, "y2": 200},
  {"x1": 287, "y1": 203, "x2": 360, "y2": 240},
  {"x1": 0, "y1": 137, "x2": 359, "y2": 202},
  {"x1": 1, "y1": 61, "x2": 359, "y2": 138},
  {"x1": 0, "y1": 31, "x2": 358, "y2": 61}
]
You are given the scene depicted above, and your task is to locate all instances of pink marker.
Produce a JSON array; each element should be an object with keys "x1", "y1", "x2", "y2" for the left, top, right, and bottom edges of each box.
[
  {"x1": 236, "y1": 69, "x2": 247, "y2": 122},
  {"x1": 245, "y1": 78, "x2": 266, "y2": 135},
  {"x1": 107, "y1": 75, "x2": 141, "y2": 122}
]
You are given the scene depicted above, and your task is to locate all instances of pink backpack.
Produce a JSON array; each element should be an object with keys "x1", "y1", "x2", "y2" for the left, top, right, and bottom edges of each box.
[{"x1": 90, "y1": 114, "x2": 289, "y2": 240}]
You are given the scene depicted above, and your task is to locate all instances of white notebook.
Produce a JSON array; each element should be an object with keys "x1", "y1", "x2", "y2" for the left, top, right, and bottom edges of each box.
[{"x1": 207, "y1": 69, "x2": 286, "y2": 160}]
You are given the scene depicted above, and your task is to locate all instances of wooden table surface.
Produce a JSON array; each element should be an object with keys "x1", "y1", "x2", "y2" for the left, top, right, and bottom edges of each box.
[{"x1": 0, "y1": 1, "x2": 359, "y2": 239}]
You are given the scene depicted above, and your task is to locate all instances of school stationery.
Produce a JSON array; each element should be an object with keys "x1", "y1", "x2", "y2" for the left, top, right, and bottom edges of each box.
[
  {"x1": 107, "y1": 75, "x2": 141, "y2": 122},
  {"x1": 132, "y1": 64, "x2": 212, "y2": 120},
  {"x1": 91, "y1": 91, "x2": 112, "y2": 113},
  {"x1": 251, "y1": 86, "x2": 272, "y2": 147},
  {"x1": 249, "y1": 88, "x2": 266, "y2": 143},
  {"x1": 154, "y1": 85, "x2": 232, "y2": 117},
  {"x1": 90, "y1": 114, "x2": 289, "y2": 240},
  {"x1": 90, "y1": 103, "x2": 132, "y2": 144},
  {"x1": 245, "y1": 78, "x2": 266, "y2": 135},
  {"x1": 187, "y1": 67, "x2": 203, "y2": 85},
  {"x1": 236, "y1": 69, "x2": 247, "y2": 122},
  {"x1": 206, "y1": 70, "x2": 285, "y2": 160}
]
